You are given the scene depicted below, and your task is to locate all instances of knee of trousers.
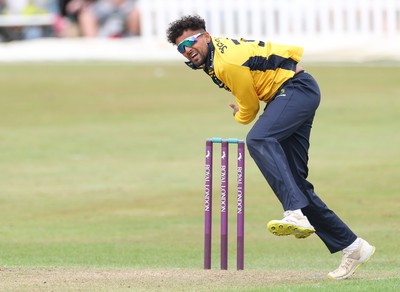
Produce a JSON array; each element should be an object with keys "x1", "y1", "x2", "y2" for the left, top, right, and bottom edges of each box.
[{"x1": 246, "y1": 135, "x2": 279, "y2": 159}]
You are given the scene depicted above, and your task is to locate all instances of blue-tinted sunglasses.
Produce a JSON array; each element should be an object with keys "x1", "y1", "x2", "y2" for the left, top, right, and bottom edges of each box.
[{"x1": 177, "y1": 32, "x2": 205, "y2": 54}]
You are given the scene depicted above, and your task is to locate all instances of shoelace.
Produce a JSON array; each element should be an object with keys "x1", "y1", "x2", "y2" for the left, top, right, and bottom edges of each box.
[
  {"x1": 282, "y1": 211, "x2": 300, "y2": 224},
  {"x1": 338, "y1": 251, "x2": 355, "y2": 271},
  {"x1": 283, "y1": 211, "x2": 293, "y2": 218}
]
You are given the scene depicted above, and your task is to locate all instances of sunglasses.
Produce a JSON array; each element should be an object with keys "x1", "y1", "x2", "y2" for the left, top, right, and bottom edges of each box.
[{"x1": 177, "y1": 32, "x2": 205, "y2": 54}]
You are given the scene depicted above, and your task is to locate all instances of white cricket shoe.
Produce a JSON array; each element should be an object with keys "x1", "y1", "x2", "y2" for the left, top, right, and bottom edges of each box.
[
  {"x1": 328, "y1": 238, "x2": 376, "y2": 280},
  {"x1": 267, "y1": 210, "x2": 315, "y2": 239}
]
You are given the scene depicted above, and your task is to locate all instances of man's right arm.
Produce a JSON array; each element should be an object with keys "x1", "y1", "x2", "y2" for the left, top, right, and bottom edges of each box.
[{"x1": 220, "y1": 63, "x2": 260, "y2": 125}]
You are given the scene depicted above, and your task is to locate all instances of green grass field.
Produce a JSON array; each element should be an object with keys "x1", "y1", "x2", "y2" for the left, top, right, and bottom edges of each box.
[{"x1": 0, "y1": 62, "x2": 399, "y2": 291}]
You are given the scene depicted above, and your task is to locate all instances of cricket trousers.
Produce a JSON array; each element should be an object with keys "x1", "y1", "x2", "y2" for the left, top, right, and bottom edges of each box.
[{"x1": 246, "y1": 71, "x2": 357, "y2": 253}]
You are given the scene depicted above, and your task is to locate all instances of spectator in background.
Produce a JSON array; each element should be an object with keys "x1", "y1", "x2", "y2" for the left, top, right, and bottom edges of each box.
[
  {"x1": 0, "y1": 0, "x2": 59, "y2": 41},
  {"x1": 0, "y1": 0, "x2": 10, "y2": 41},
  {"x1": 63, "y1": 0, "x2": 92, "y2": 24},
  {"x1": 0, "y1": 0, "x2": 5, "y2": 12},
  {"x1": 59, "y1": 0, "x2": 90, "y2": 37},
  {"x1": 73, "y1": 0, "x2": 140, "y2": 38}
]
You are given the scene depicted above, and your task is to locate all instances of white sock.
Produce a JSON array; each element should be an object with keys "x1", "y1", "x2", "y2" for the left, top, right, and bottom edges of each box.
[{"x1": 344, "y1": 237, "x2": 361, "y2": 252}]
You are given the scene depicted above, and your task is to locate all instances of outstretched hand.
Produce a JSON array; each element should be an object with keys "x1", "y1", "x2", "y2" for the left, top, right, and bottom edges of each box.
[{"x1": 229, "y1": 103, "x2": 239, "y2": 116}]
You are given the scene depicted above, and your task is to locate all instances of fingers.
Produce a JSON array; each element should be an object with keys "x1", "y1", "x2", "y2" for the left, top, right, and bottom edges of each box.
[{"x1": 229, "y1": 103, "x2": 239, "y2": 116}]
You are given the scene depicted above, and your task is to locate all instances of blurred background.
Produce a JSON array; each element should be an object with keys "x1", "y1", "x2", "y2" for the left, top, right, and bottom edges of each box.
[
  {"x1": 1, "y1": 1, "x2": 399, "y2": 288},
  {"x1": 0, "y1": 0, "x2": 400, "y2": 62}
]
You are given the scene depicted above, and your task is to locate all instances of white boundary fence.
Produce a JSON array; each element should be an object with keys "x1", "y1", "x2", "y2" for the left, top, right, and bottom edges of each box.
[
  {"x1": 139, "y1": 0, "x2": 400, "y2": 40},
  {"x1": 1, "y1": 0, "x2": 400, "y2": 62}
]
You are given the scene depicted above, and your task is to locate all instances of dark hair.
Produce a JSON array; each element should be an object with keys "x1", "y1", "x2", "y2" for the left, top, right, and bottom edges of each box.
[{"x1": 166, "y1": 15, "x2": 206, "y2": 44}]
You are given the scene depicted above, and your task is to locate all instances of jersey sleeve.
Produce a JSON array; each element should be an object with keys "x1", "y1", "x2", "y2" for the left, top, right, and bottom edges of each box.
[{"x1": 218, "y1": 62, "x2": 260, "y2": 124}]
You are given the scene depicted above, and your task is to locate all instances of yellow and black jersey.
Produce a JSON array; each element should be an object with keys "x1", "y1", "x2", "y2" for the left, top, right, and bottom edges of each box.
[{"x1": 186, "y1": 37, "x2": 303, "y2": 124}]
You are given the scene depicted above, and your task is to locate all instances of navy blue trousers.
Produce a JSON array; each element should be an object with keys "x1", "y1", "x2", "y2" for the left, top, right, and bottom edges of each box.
[{"x1": 246, "y1": 71, "x2": 357, "y2": 253}]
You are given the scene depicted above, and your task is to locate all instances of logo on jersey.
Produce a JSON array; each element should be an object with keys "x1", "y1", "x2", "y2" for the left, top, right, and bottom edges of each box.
[{"x1": 214, "y1": 38, "x2": 227, "y2": 53}]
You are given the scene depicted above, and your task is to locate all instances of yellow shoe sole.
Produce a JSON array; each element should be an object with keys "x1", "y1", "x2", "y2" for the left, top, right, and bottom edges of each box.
[{"x1": 267, "y1": 220, "x2": 315, "y2": 239}]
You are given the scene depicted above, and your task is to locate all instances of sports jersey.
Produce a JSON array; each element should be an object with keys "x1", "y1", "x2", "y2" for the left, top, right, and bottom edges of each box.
[{"x1": 186, "y1": 37, "x2": 303, "y2": 124}]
